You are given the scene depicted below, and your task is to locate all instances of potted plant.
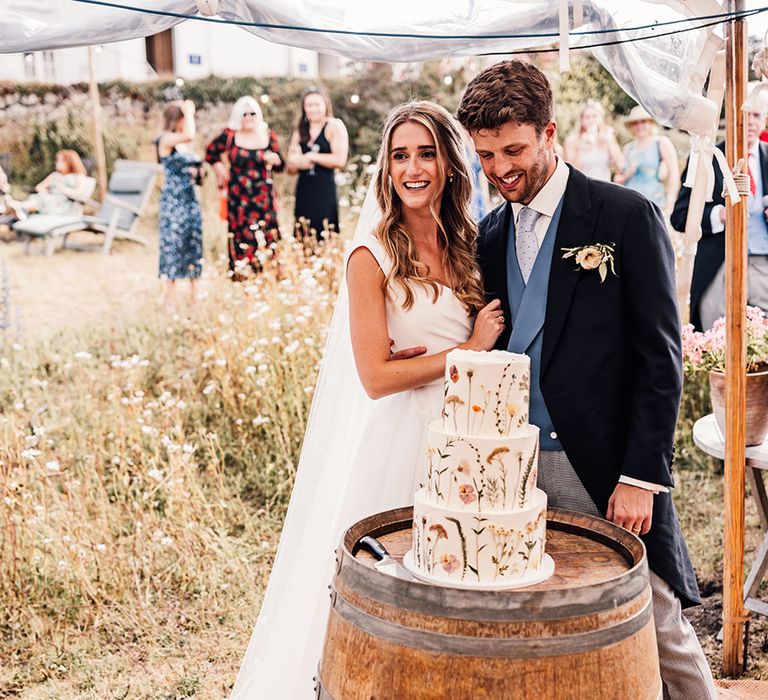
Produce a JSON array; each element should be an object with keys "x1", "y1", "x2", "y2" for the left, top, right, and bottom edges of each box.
[{"x1": 682, "y1": 306, "x2": 768, "y2": 446}]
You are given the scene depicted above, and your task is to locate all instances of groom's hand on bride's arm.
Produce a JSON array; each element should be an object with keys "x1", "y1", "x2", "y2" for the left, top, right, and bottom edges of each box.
[
  {"x1": 606, "y1": 483, "x2": 653, "y2": 536},
  {"x1": 388, "y1": 339, "x2": 427, "y2": 361}
]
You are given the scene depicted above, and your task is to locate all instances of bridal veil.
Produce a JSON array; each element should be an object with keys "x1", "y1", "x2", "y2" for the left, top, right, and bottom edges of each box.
[{"x1": 229, "y1": 189, "x2": 380, "y2": 699}]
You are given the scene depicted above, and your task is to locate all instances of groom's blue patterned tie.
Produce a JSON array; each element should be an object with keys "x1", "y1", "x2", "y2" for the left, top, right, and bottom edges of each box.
[{"x1": 516, "y1": 206, "x2": 540, "y2": 284}]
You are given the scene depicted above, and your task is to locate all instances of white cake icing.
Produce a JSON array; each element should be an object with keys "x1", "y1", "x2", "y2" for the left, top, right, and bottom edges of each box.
[
  {"x1": 442, "y1": 349, "x2": 530, "y2": 438},
  {"x1": 413, "y1": 488, "x2": 547, "y2": 582},
  {"x1": 412, "y1": 349, "x2": 548, "y2": 585},
  {"x1": 426, "y1": 421, "x2": 540, "y2": 511}
]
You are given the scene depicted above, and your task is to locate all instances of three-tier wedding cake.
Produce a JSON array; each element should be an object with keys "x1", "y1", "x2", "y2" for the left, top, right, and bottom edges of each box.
[{"x1": 406, "y1": 349, "x2": 552, "y2": 587}]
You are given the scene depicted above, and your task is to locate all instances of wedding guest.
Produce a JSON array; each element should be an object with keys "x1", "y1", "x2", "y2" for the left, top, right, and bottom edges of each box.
[
  {"x1": 156, "y1": 101, "x2": 203, "y2": 313},
  {"x1": 671, "y1": 93, "x2": 768, "y2": 330},
  {"x1": 456, "y1": 60, "x2": 716, "y2": 699},
  {"x1": 229, "y1": 101, "x2": 503, "y2": 699},
  {"x1": 618, "y1": 105, "x2": 680, "y2": 216},
  {"x1": 205, "y1": 96, "x2": 283, "y2": 279},
  {"x1": 0, "y1": 163, "x2": 9, "y2": 196},
  {"x1": 4, "y1": 150, "x2": 91, "y2": 218},
  {"x1": 460, "y1": 125, "x2": 491, "y2": 221},
  {"x1": 286, "y1": 86, "x2": 348, "y2": 240},
  {"x1": 0, "y1": 164, "x2": 13, "y2": 228},
  {"x1": 563, "y1": 100, "x2": 623, "y2": 181}
]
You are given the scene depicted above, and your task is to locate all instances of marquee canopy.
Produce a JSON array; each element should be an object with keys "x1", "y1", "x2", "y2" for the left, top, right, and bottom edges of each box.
[{"x1": 1, "y1": 0, "x2": 735, "y2": 136}]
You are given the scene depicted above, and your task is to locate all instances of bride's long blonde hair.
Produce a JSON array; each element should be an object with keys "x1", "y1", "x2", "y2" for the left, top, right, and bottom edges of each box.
[{"x1": 373, "y1": 101, "x2": 485, "y2": 315}]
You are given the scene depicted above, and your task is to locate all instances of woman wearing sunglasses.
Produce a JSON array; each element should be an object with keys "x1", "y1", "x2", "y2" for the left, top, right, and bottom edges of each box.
[{"x1": 205, "y1": 96, "x2": 283, "y2": 279}]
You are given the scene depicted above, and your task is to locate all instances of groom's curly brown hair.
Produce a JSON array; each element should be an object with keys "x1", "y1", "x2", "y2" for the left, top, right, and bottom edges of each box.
[{"x1": 457, "y1": 60, "x2": 553, "y2": 134}]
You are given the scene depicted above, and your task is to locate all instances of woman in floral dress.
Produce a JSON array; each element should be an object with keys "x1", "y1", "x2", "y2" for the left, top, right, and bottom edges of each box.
[
  {"x1": 206, "y1": 96, "x2": 283, "y2": 278},
  {"x1": 157, "y1": 100, "x2": 203, "y2": 313}
]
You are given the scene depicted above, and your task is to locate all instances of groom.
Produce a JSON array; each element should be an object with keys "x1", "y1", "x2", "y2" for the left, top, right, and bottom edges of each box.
[{"x1": 454, "y1": 61, "x2": 716, "y2": 699}]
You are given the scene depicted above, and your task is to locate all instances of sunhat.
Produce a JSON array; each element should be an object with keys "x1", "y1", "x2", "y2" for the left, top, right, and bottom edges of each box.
[{"x1": 624, "y1": 105, "x2": 656, "y2": 125}]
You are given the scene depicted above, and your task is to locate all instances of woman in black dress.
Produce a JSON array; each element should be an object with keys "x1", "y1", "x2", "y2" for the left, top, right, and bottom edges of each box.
[
  {"x1": 205, "y1": 96, "x2": 283, "y2": 278},
  {"x1": 287, "y1": 86, "x2": 348, "y2": 241}
]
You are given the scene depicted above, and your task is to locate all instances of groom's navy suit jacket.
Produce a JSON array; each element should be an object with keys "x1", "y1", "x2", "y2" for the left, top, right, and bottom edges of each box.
[{"x1": 478, "y1": 165, "x2": 700, "y2": 607}]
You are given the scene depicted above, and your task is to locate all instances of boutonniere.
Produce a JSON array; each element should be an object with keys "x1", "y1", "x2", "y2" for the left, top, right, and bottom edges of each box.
[{"x1": 561, "y1": 242, "x2": 617, "y2": 283}]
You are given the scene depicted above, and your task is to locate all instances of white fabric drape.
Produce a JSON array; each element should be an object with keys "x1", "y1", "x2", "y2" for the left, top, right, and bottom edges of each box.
[{"x1": 1, "y1": 1, "x2": 728, "y2": 134}]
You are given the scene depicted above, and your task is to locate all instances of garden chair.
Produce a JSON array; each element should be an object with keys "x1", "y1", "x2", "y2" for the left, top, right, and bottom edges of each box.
[{"x1": 13, "y1": 160, "x2": 161, "y2": 256}]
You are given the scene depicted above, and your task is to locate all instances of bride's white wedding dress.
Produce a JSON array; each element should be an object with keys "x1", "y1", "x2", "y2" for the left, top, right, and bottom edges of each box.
[{"x1": 230, "y1": 232, "x2": 471, "y2": 699}]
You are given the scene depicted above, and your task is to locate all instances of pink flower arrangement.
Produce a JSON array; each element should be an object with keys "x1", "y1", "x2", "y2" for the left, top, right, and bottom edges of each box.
[{"x1": 682, "y1": 306, "x2": 768, "y2": 374}]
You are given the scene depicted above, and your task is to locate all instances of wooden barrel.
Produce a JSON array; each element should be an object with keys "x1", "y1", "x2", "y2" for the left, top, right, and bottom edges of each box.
[{"x1": 318, "y1": 507, "x2": 660, "y2": 700}]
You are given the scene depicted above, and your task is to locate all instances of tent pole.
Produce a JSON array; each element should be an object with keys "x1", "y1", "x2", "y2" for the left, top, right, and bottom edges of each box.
[
  {"x1": 87, "y1": 46, "x2": 108, "y2": 200},
  {"x1": 722, "y1": 0, "x2": 749, "y2": 676}
]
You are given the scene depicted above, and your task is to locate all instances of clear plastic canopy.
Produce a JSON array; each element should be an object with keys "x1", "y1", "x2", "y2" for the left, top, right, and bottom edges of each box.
[{"x1": 0, "y1": 0, "x2": 729, "y2": 135}]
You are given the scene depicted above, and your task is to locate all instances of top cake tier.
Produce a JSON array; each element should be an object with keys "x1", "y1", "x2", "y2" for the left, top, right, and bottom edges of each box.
[{"x1": 442, "y1": 349, "x2": 531, "y2": 438}]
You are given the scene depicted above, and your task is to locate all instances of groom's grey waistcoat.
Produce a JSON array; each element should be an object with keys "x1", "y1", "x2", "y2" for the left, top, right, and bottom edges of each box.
[{"x1": 506, "y1": 198, "x2": 564, "y2": 451}]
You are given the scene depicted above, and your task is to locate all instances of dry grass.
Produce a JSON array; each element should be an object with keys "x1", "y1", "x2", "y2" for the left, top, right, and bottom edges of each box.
[{"x1": 0, "y1": 216, "x2": 344, "y2": 697}]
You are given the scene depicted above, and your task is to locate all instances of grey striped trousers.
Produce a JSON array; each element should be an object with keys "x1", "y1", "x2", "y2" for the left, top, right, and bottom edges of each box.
[{"x1": 538, "y1": 451, "x2": 717, "y2": 700}]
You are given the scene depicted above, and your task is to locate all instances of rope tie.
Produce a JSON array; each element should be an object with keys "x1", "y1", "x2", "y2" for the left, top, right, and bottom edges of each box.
[
  {"x1": 687, "y1": 134, "x2": 741, "y2": 204},
  {"x1": 725, "y1": 158, "x2": 752, "y2": 199}
]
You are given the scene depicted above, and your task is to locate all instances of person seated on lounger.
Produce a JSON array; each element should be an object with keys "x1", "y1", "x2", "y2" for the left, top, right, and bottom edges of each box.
[{"x1": 3, "y1": 150, "x2": 91, "y2": 218}]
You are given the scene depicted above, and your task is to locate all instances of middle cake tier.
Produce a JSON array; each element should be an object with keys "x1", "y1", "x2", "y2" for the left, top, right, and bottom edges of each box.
[{"x1": 425, "y1": 420, "x2": 540, "y2": 513}]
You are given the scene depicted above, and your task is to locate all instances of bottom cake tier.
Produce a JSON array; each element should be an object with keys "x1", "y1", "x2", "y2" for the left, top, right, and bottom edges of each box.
[{"x1": 411, "y1": 487, "x2": 547, "y2": 584}]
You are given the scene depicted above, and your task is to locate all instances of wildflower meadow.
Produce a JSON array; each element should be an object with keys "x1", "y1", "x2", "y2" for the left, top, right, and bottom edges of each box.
[{"x1": 0, "y1": 236, "x2": 346, "y2": 697}]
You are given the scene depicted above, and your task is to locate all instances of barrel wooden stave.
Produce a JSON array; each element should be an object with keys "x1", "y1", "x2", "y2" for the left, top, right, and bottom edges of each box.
[
  {"x1": 319, "y1": 508, "x2": 661, "y2": 700},
  {"x1": 334, "y1": 573, "x2": 652, "y2": 640},
  {"x1": 321, "y1": 613, "x2": 659, "y2": 700}
]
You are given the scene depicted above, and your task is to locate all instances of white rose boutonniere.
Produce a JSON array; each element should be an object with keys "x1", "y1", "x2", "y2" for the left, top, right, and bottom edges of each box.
[{"x1": 561, "y1": 242, "x2": 617, "y2": 283}]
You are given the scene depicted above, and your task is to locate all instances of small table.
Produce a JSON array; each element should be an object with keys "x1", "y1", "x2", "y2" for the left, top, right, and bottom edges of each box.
[{"x1": 693, "y1": 414, "x2": 768, "y2": 617}]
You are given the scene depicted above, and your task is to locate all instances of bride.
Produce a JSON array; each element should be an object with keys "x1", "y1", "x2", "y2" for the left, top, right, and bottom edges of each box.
[{"x1": 230, "y1": 101, "x2": 504, "y2": 699}]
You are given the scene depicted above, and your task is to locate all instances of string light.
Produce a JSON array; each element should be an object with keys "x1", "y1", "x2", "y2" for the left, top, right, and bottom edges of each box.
[
  {"x1": 350, "y1": 94, "x2": 360, "y2": 104},
  {"x1": 443, "y1": 75, "x2": 453, "y2": 86},
  {"x1": 175, "y1": 77, "x2": 185, "y2": 87},
  {"x1": 260, "y1": 93, "x2": 270, "y2": 104}
]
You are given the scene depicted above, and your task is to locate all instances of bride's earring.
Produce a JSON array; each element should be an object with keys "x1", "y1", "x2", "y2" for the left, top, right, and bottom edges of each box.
[{"x1": 448, "y1": 172, "x2": 454, "y2": 184}]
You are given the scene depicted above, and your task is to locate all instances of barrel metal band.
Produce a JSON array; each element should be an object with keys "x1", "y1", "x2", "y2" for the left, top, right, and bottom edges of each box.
[
  {"x1": 316, "y1": 680, "x2": 660, "y2": 700},
  {"x1": 332, "y1": 591, "x2": 653, "y2": 658},
  {"x1": 340, "y1": 548, "x2": 649, "y2": 623}
]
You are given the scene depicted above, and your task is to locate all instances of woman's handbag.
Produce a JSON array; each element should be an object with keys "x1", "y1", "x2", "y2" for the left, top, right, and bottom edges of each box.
[{"x1": 218, "y1": 129, "x2": 235, "y2": 221}]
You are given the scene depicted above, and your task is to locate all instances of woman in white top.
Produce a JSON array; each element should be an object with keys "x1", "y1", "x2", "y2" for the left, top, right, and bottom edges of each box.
[
  {"x1": 564, "y1": 100, "x2": 624, "y2": 182},
  {"x1": 229, "y1": 101, "x2": 503, "y2": 699}
]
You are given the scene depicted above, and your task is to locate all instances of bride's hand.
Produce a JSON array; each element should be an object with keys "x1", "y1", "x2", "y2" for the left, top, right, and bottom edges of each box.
[
  {"x1": 389, "y1": 338, "x2": 427, "y2": 361},
  {"x1": 463, "y1": 299, "x2": 505, "y2": 351}
]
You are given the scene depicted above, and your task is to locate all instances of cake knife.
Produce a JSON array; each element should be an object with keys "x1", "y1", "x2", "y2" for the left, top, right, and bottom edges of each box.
[{"x1": 357, "y1": 536, "x2": 416, "y2": 581}]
